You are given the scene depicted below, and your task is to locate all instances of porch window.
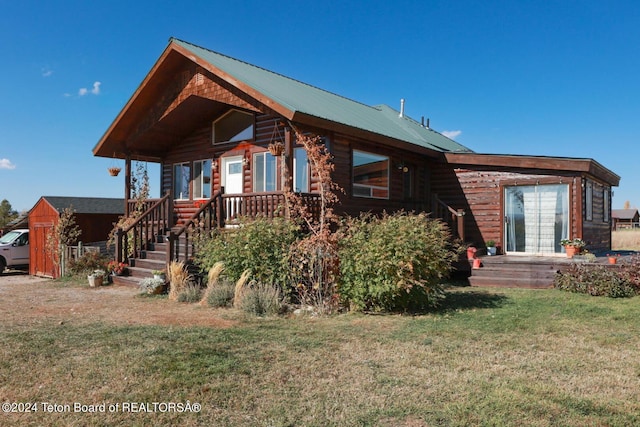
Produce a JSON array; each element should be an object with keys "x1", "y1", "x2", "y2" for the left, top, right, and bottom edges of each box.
[
  {"x1": 173, "y1": 163, "x2": 190, "y2": 200},
  {"x1": 293, "y1": 147, "x2": 309, "y2": 193},
  {"x1": 212, "y1": 109, "x2": 254, "y2": 144},
  {"x1": 254, "y1": 152, "x2": 278, "y2": 192},
  {"x1": 352, "y1": 150, "x2": 389, "y2": 199},
  {"x1": 194, "y1": 159, "x2": 212, "y2": 199},
  {"x1": 604, "y1": 189, "x2": 610, "y2": 222}
]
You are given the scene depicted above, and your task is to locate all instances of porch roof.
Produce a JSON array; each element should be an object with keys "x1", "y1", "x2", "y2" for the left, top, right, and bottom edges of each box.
[
  {"x1": 93, "y1": 38, "x2": 472, "y2": 159},
  {"x1": 444, "y1": 152, "x2": 620, "y2": 186}
]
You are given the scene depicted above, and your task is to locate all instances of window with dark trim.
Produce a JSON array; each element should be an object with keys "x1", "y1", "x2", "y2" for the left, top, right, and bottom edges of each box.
[
  {"x1": 586, "y1": 181, "x2": 593, "y2": 221},
  {"x1": 173, "y1": 162, "x2": 190, "y2": 200},
  {"x1": 253, "y1": 152, "x2": 278, "y2": 192},
  {"x1": 352, "y1": 150, "x2": 389, "y2": 199},
  {"x1": 194, "y1": 159, "x2": 212, "y2": 199},
  {"x1": 603, "y1": 189, "x2": 610, "y2": 222},
  {"x1": 212, "y1": 109, "x2": 254, "y2": 144}
]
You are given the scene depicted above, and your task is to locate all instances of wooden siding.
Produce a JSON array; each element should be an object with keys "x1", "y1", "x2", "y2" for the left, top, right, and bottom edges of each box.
[{"x1": 431, "y1": 162, "x2": 613, "y2": 252}]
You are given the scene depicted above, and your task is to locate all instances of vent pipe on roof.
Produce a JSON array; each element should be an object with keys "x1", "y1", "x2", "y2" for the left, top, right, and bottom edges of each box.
[
  {"x1": 399, "y1": 99, "x2": 405, "y2": 118},
  {"x1": 426, "y1": 118, "x2": 430, "y2": 129}
]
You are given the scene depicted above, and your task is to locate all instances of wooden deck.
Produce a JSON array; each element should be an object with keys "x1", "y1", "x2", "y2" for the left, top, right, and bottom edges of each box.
[{"x1": 467, "y1": 254, "x2": 620, "y2": 289}]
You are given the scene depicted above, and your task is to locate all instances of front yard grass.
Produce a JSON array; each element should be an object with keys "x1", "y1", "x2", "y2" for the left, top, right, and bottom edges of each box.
[{"x1": 1, "y1": 281, "x2": 640, "y2": 426}]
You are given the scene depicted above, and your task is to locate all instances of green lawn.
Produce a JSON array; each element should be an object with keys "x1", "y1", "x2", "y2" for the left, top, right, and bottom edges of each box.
[{"x1": 2, "y1": 283, "x2": 640, "y2": 426}]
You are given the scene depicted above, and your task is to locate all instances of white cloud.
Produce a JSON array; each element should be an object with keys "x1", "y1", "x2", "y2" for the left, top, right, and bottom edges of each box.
[
  {"x1": 442, "y1": 130, "x2": 462, "y2": 140},
  {"x1": 42, "y1": 68, "x2": 53, "y2": 77},
  {"x1": 78, "y1": 81, "x2": 101, "y2": 97},
  {"x1": 0, "y1": 158, "x2": 16, "y2": 170}
]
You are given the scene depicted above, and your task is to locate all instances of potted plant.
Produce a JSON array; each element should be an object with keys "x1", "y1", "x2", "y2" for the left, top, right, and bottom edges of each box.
[
  {"x1": 107, "y1": 260, "x2": 128, "y2": 276},
  {"x1": 486, "y1": 240, "x2": 497, "y2": 256},
  {"x1": 152, "y1": 269, "x2": 166, "y2": 281},
  {"x1": 88, "y1": 269, "x2": 105, "y2": 287},
  {"x1": 267, "y1": 142, "x2": 284, "y2": 156},
  {"x1": 560, "y1": 238, "x2": 586, "y2": 258},
  {"x1": 139, "y1": 277, "x2": 166, "y2": 295}
]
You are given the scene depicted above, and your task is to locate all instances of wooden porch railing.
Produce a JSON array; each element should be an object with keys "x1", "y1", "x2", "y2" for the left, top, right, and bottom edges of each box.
[
  {"x1": 167, "y1": 190, "x2": 224, "y2": 265},
  {"x1": 432, "y1": 194, "x2": 465, "y2": 241},
  {"x1": 115, "y1": 192, "x2": 173, "y2": 263}
]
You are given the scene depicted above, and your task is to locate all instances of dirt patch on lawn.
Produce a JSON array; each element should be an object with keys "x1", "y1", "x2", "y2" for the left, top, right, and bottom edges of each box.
[{"x1": 0, "y1": 271, "x2": 237, "y2": 329}]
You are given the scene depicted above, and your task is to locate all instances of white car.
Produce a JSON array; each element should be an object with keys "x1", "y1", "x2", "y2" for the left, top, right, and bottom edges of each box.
[{"x1": 0, "y1": 229, "x2": 29, "y2": 272}]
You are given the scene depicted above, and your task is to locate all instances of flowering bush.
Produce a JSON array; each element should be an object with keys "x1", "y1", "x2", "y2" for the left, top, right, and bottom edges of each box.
[
  {"x1": 560, "y1": 238, "x2": 586, "y2": 248},
  {"x1": 107, "y1": 261, "x2": 128, "y2": 275}
]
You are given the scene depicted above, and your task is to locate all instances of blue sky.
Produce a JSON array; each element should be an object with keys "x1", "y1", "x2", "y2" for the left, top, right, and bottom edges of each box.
[{"x1": 1, "y1": 0, "x2": 639, "y2": 212}]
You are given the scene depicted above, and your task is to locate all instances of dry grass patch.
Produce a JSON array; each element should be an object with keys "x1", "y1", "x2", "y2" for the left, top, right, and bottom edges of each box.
[
  {"x1": 612, "y1": 229, "x2": 640, "y2": 251},
  {"x1": 1, "y1": 277, "x2": 640, "y2": 426}
]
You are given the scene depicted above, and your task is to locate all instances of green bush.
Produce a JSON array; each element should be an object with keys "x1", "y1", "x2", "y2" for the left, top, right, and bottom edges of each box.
[
  {"x1": 237, "y1": 282, "x2": 283, "y2": 316},
  {"x1": 338, "y1": 212, "x2": 461, "y2": 312},
  {"x1": 67, "y1": 251, "x2": 109, "y2": 276},
  {"x1": 194, "y1": 216, "x2": 299, "y2": 286},
  {"x1": 554, "y1": 264, "x2": 640, "y2": 298}
]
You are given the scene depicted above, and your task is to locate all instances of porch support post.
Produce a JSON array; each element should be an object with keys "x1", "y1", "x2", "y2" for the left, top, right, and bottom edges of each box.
[
  {"x1": 284, "y1": 126, "x2": 293, "y2": 192},
  {"x1": 124, "y1": 155, "x2": 132, "y2": 217},
  {"x1": 456, "y1": 209, "x2": 465, "y2": 242}
]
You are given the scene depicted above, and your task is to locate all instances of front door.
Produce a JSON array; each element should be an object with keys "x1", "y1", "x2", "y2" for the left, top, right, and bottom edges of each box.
[
  {"x1": 504, "y1": 184, "x2": 569, "y2": 255},
  {"x1": 222, "y1": 156, "x2": 244, "y2": 220}
]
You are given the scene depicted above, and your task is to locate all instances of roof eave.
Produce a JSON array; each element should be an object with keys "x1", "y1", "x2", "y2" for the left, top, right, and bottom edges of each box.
[{"x1": 444, "y1": 152, "x2": 620, "y2": 186}]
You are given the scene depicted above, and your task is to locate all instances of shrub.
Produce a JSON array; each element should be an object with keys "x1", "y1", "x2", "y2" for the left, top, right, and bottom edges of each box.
[
  {"x1": 204, "y1": 280, "x2": 236, "y2": 308},
  {"x1": 176, "y1": 283, "x2": 203, "y2": 303},
  {"x1": 554, "y1": 263, "x2": 640, "y2": 298},
  {"x1": 139, "y1": 277, "x2": 166, "y2": 295},
  {"x1": 194, "y1": 216, "x2": 299, "y2": 286},
  {"x1": 237, "y1": 281, "x2": 283, "y2": 316},
  {"x1": 338, "y1": 212, "x2": 462, "y2": 312},
  {"x1": 67, "y1": 251, "x2": 109, "y2": 276}
]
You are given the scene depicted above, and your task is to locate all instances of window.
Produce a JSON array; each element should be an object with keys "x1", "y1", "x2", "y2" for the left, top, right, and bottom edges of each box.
[
  {"x1": 254, "y1": 152, "x2": 278, "y2": 192},
  {"x1": 604, "y1": 189, "x2": 610, "y2": 222},
  {"x1": 212, "y1": 109, "x2": 254, "y2": 144},
  {"x1": 586, "y1": 181, "x2": 593, "y2": 221},
  {"x1": 352, "y1": 150, "x2": 389, "y2": 199},
  {"x1": 194, "y1": 159, "x2": 212, "y2": 199},
  {"x1": 173, "y1": 163, "x2": 190, "y2": 200},
  {"x1": 293, "y1": 147, "x2": 309, "y2": 193}
]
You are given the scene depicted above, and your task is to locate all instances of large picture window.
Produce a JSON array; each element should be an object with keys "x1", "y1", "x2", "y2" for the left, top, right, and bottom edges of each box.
[
  {"x1": 194, "y1": 159, "x2": 212, "y2": 199},
  {"x1": 586, "y1": 181, "x2": 593, "y2": 221},
  {"x1": 352, "y1": 150, "x2": 389, "y2": 199},
  {"x1": 173, "y1": 163, "x2": 190, "y2": 200},
  {"x1": 212, "y1": 109, "x2": 254, "y2": 144},
  {"x1": 254, "y1": 152, "x2": 278, "y2": 192}
]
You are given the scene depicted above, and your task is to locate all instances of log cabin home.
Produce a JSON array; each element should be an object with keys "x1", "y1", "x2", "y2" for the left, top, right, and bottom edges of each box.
[{"x1": 92, "y1": 38, "x2": 620, "y2": 279}]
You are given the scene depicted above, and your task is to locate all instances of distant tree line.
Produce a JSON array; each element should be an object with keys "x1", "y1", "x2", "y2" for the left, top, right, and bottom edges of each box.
[{"x1": 0, "y1": 199, "x2": 19, "y2": 230}]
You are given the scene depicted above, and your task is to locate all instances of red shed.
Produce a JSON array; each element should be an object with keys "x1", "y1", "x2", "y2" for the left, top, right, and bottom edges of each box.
[{"x1": 29, "y1": 196, "x2": 124, "y2": 278}]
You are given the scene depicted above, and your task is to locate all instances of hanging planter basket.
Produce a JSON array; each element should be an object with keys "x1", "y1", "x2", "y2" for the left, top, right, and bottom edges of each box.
[
  {"x1": 108, "y1": 167, "x2": 122, "y2": 177},
  {"x1": 268, "y1": 142, "x2": 284, "y2": 156}
]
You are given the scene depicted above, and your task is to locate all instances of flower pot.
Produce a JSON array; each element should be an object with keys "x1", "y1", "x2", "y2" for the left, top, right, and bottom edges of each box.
[
  {"x1": 487, "y1": 247, "x2": 497, "y2": 256},
  {"x1": 268, "y1": 142, "x2": 284, "y2": 156},
  {"x1": 108, "y1": 167, "x2": 121, "y2": 177},
  {"x1": 608, "y1": 257, "x2": 617, "y2": 265},
  {"x1": 153, "y1": 274, "x2": 166, "y2": 281},
  {"x1": 564, "y1": 245, "x2": 580, "y2": 258},
  {"x1": 467, "y1": 247, "x2": 477, "y2": 260},
  {"x1": 88, "y1": 275, "x2": 103, "y2": 287}
]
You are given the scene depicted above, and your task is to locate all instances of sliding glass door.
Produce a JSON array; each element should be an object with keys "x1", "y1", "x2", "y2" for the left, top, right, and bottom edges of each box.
[{"x1": 504, "y1": 184, "x2": 569, "y2": 255}]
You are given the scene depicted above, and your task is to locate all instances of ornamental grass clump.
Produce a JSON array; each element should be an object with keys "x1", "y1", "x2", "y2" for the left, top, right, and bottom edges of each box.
[{"x1": 168, "y1": 260, "x2": 191, "y2": 301}]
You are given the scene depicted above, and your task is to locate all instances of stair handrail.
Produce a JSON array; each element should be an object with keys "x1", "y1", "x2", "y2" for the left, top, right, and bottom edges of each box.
[
  {"x1": 432, "y1": 194, "x2": 465, "y2": 241},
  {"x1": 115, "y1": 192, "x2": 173, "y2": 263},
  {"x1": 166, "y1": 189, "x2": 224, "y2": 266}
]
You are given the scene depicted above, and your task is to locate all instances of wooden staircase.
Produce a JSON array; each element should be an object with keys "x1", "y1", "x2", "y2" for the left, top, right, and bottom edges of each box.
[
  {"x1": 111, "y1": 235, "x2": 169, "y2": 287},
  {"x1": 468, "y1": 256, "x2": 574, "y2": 289}
]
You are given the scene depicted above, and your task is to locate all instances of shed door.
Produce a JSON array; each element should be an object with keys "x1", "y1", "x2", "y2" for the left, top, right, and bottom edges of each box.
[
  {"x1": 32, "y1": 223, "x2": 56, "y2": 278},
  {"x1": 504, "y1": 184, "x2": 569, "y2": 255}
]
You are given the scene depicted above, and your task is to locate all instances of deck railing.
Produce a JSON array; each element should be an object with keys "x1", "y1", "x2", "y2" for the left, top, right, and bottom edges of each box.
[{"x1": 115, "y1": 192, "x2": 173, "y2": 263}]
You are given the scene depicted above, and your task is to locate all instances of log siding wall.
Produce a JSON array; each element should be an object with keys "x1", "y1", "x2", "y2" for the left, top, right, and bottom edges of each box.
[{"x1": 431, "y1": 163, "x2": 613, "y2": 252}]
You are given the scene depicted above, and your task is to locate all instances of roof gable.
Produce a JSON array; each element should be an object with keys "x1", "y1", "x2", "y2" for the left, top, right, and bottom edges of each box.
[
  {"x1": 172, "y1": 38, "x2": 471, "y2": 153},
  {"x1": 94, "y1": 38, "x2": 472, "y2": 158}
]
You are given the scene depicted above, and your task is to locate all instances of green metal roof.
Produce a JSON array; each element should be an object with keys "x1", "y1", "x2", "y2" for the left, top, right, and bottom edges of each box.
[{"x1": 172, "y1": 38, "x2": 472, "y2": 153}]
